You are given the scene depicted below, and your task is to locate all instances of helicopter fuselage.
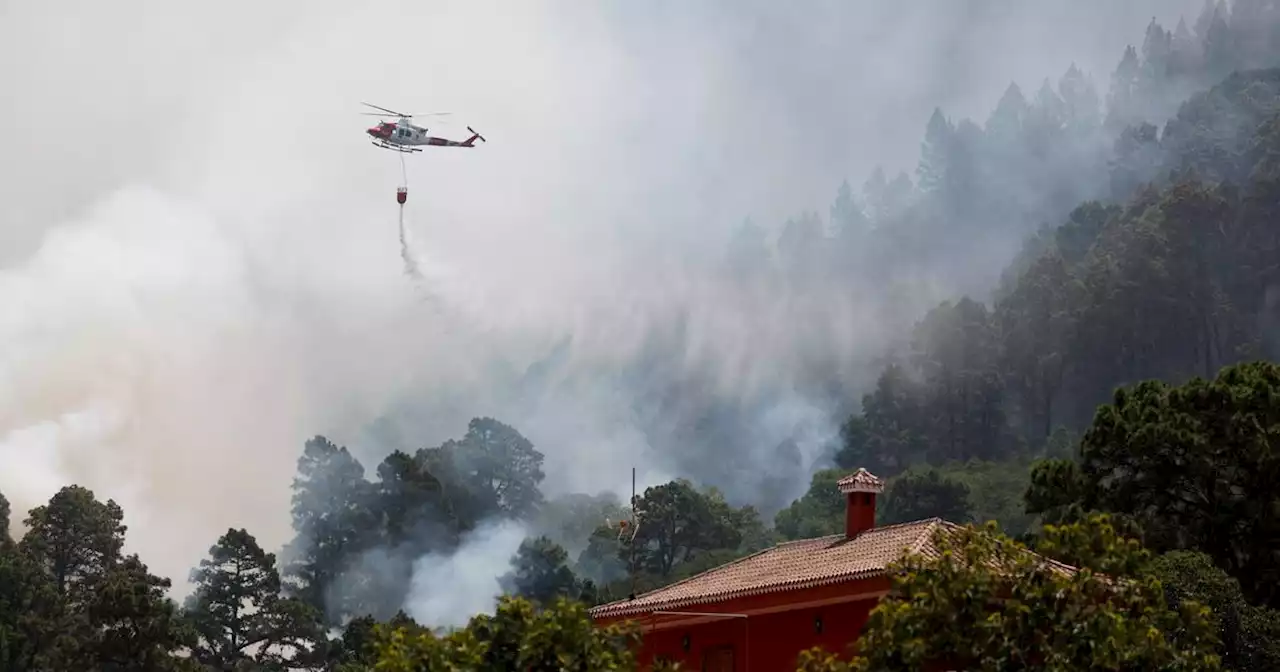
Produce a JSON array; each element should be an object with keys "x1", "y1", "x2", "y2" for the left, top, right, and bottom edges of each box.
[
  {"x1": 366, "y1": 118, "x2": 484, "y2": 152},
  {"x1": 367, "y1": 119, "x2": 428, "y2": 144}
]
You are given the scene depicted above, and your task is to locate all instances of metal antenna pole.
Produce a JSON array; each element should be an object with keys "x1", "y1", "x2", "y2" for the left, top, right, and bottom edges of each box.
[{"x1": 630, "y1": 466, "x2": 637, "y2": 599}]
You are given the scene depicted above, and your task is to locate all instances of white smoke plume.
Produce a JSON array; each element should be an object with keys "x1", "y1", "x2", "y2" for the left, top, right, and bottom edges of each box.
[
  {"x1": 405, "y1": 519, "x2": 529, "y2": 629},
  {"x1": 0, "y1": 0, "x2": 1203, "y2": 609}
]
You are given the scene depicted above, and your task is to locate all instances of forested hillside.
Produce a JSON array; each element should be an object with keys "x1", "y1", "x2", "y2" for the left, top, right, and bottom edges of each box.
[
  {"x1": 836, "y1": 64, "x2": 1280, "y2": 472},
  {"x1": 5, "y1": 2, "x2": 1280, "y2": 670},
  {"x1": 659, "y1": 0, "x2": 1280, "y2": 510}
]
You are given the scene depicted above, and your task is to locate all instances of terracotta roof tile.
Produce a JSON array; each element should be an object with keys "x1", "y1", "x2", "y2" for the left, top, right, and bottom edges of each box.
[
  {"x1": 837, "y1": 468, "x2": 884, "y2": 494},
  {"x1": 590, "y1": 518, "x2": 954, "y2": 619}
]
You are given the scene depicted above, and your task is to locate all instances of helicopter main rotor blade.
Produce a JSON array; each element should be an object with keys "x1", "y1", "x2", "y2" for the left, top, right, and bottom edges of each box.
[
  {"x1": 359, "y1": 112, "x2": 452, "y2": 118},
  {"x1": 360, "y1": 101, "x2": 407, "y2": 116}
]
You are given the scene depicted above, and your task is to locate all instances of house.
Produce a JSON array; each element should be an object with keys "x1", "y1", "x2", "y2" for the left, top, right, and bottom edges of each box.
[{"x1": 588, "y1": 468, "x2": 963, "y2": 671}]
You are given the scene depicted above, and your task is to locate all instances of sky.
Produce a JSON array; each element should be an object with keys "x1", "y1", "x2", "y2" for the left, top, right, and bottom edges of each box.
[{"x1": 0, "y1": 0, "x2": 1204, "y2": 597}]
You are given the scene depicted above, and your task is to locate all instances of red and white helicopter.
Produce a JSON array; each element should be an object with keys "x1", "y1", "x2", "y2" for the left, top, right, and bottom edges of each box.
[{"x1": 361, "y1": 102, "x2": 485, "y2": 153}]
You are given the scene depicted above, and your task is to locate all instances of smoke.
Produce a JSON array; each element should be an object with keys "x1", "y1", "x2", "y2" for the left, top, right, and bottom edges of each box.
[
  {"x1": 0, "y1": 0, "x2": 1205, "y2": 613},
  {"x1": 404, "y1": 519, "x2": 528, "y2": 629},
  {"x1": 0, "y1": 406, "x2": 122, "y2": 519}
]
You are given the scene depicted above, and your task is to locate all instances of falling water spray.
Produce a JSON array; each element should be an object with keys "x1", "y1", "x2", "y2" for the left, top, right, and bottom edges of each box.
[{"x1": 397, "y1": 153, "x2": 424, "y2": 281}]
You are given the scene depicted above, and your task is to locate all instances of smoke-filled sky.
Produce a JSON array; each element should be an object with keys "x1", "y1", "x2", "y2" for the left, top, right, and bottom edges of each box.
[{"x1": 1, "y1": 0, "x2": 1202, "y2": 597}]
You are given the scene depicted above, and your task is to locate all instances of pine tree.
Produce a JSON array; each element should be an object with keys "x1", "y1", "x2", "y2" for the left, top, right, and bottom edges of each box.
[
  {"x1": 1058, "y1": 64, "x2": 1101, "y2": 131},
  {"x1": 1195, "y1": 0, "x2": 1219, "y2": 40},
  {"x1": 829, "y1": 179, "x2": 869, "y2": 240},
  {"x1": 186, "y1": 528, "x2": 323, "y2": 669},
  {"x1": 1170, "y1": 16, "x2": 1202, "y2": 79},
  {"x1": 863, "y1": 166, "x2": 889, "y2": 223},
  {"x1": 281, "y1": 436, "x2": 378, "y2": 624},
  {"x1": 1204, "y1": 3, "x2": 1237, "y2": 79},
  {"x1": 0, "y1": 491, "x2": 9, "y2": 542},
  {"x1": 1105, "y1": 45, "x2": 1142, "y2": 131},
  {"x1": 1140, "y1": 18, "x2": 1173, "y2": 76},
  {"x1": 917, "y1": 108, "x2": 953, "y2": 195}
]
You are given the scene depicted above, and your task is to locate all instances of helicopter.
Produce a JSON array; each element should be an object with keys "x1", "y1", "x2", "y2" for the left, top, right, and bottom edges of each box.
[{"x1": 361, "y1": 102, "x2": 486, "y2": 153}]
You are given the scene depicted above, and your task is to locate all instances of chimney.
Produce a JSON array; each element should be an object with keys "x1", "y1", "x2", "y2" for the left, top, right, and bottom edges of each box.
[{"x1": 837, "y1": 468, "x2": 883, "y2": 538}]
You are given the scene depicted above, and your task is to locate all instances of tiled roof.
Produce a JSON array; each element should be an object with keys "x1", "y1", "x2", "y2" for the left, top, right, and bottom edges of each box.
[
  {"x1": 837, "y1": 468, "x2": 884, "y2": 494},
  {"x1": 590, "y1": 518, "x2": 956, "y2": 619}
]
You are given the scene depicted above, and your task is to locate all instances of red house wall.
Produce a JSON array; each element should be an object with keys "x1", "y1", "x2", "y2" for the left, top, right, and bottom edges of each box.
[
  {"x1": 595, "y1": 576, "x2": 889, "y2": 671},
  {"x1": 636, "y1": 598, "x2": 875, "y2": 670}
]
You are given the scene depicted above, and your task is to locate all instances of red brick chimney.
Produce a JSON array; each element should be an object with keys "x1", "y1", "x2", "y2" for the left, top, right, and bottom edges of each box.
[{"x1": 837, "y1": 468, "x2": 884, "y2": 538}]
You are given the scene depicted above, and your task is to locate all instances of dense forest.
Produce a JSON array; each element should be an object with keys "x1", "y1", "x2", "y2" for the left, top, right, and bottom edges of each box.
[{"x1": 6, "y1": 1, "x2": 1280, "y2": 669}]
